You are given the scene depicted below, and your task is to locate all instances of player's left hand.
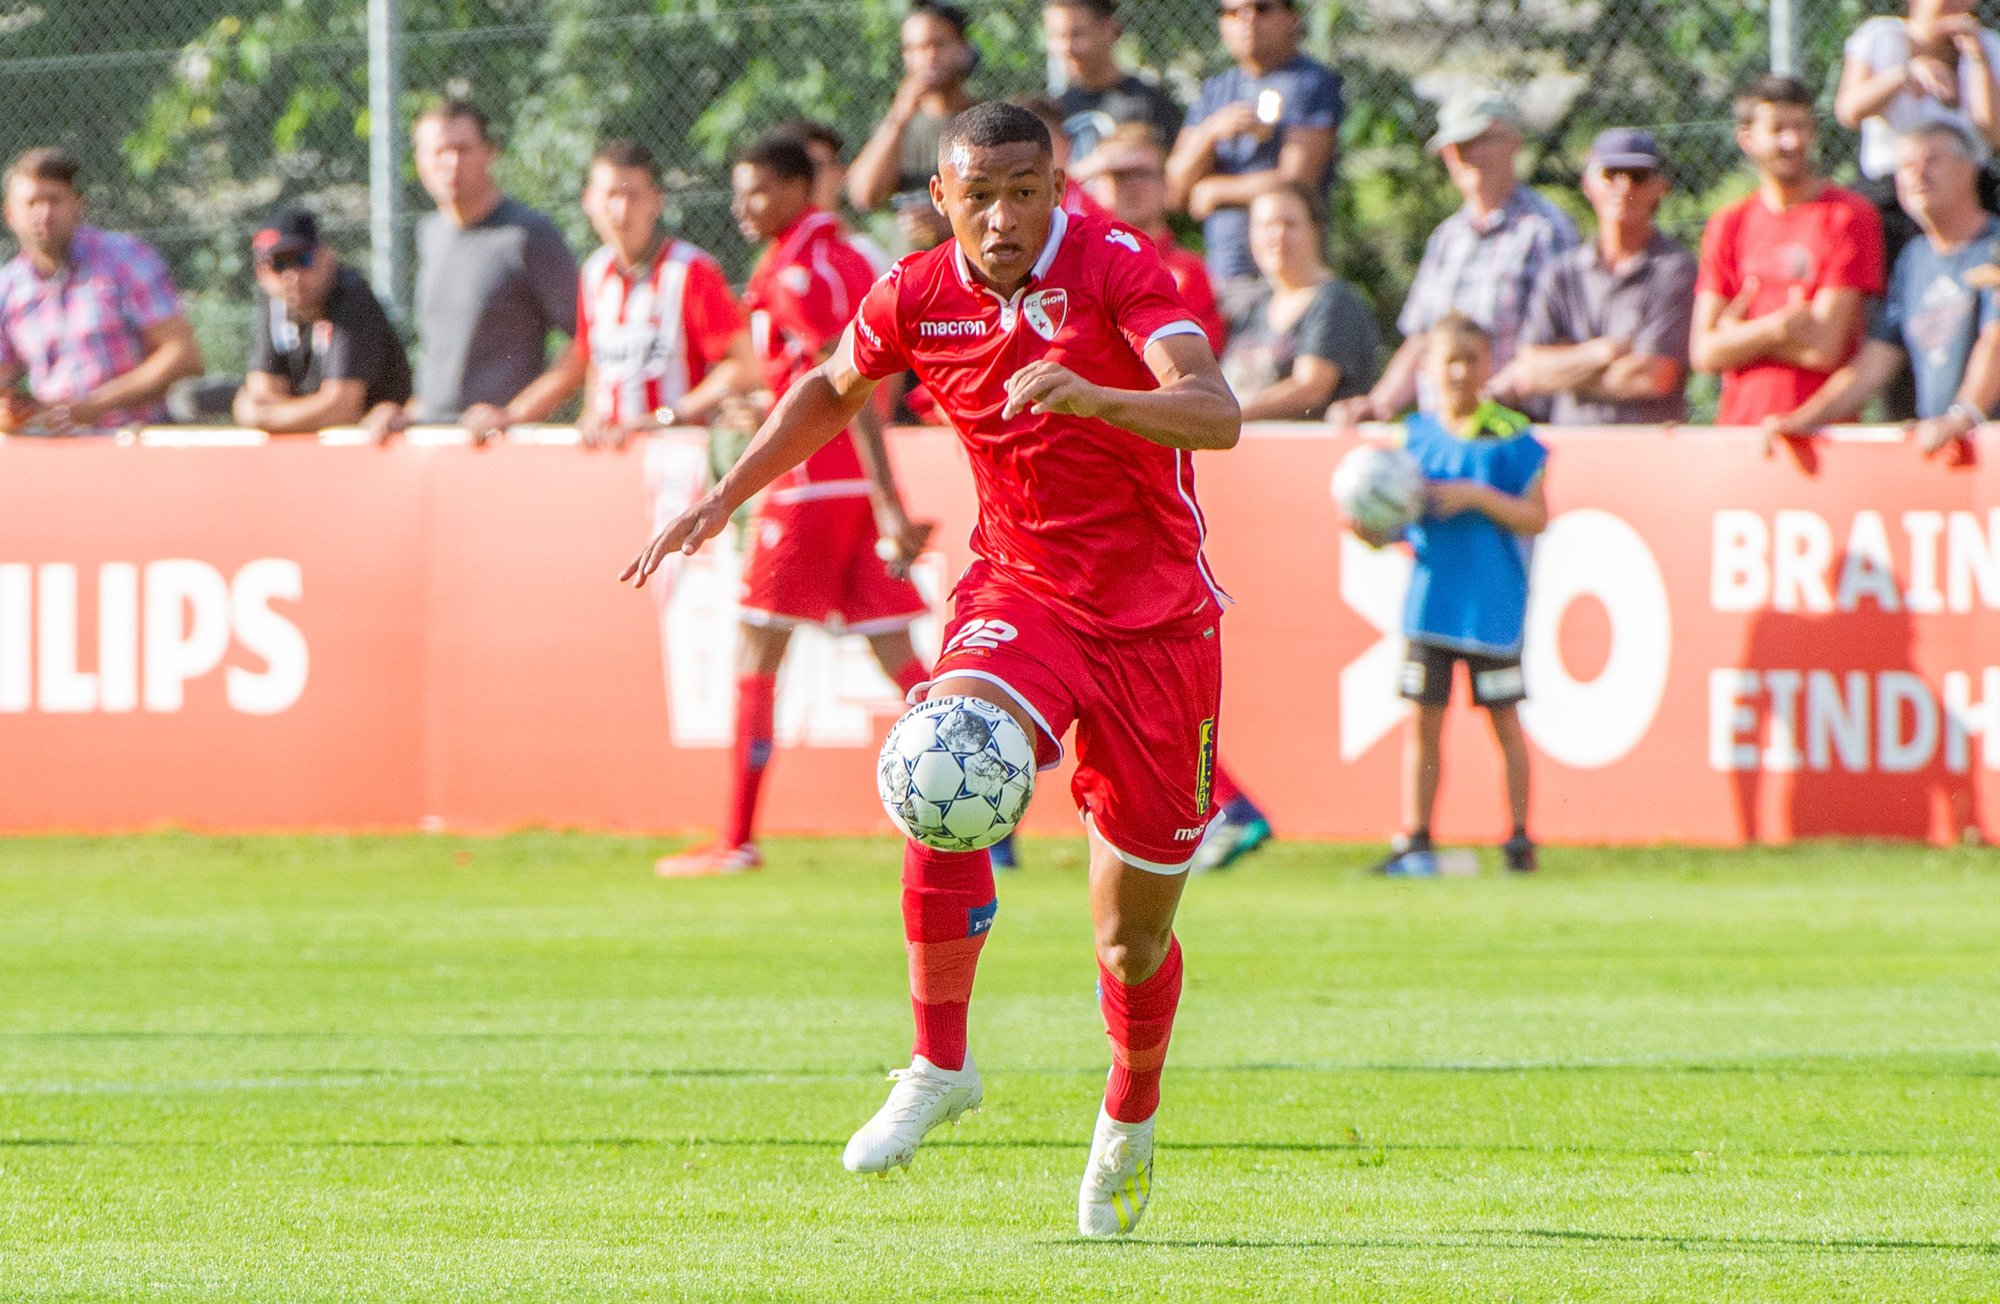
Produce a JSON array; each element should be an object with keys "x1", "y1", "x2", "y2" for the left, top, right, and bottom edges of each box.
[
  {"x1": 621, "y1": 491, "x2": 732, "y2": 588},
  {"x1": 1002, "y1": 362, "x2": 1106, "y2": 421}
]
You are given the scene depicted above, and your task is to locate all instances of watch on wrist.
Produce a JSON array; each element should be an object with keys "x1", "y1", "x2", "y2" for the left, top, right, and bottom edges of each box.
[
  {"x1": 1948, "y1": 400, "x2": 1987, "y2": 428},
  {"x1": 652, "y1": 404, "x2": 678, "y2": 428}
]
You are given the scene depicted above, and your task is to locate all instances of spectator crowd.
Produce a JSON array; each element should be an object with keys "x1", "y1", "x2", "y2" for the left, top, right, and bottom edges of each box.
[{"x1": 0, "y1": 0, "x2": 1995, "y2": 459}]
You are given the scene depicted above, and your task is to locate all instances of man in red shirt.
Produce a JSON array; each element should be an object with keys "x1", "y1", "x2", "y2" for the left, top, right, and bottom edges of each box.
[
  {"x1": 655, "y1": 134, "x2": 936, "y2": 879},
  {"x1": 625, "y1": 102, "x2": 1240, "y2": 1236},
  {"x1": 460, "y1": 140, "x2": 758, "y2": 447},
  {"x1": 1693, "y1": 75, "x2": 1887, "y2": 430}
]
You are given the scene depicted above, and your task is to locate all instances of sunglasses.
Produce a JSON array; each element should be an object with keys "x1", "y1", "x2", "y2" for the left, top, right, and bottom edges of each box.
[
  {"x1": 1600, "y1": 166, "x2": 1660, "y2": 183},
  {"x1": 260, "y1": 247, "x2": 315, "y2": 273},
  {"x1": 1219, "y1": 1, "x2": 1284, "y2": 17}
]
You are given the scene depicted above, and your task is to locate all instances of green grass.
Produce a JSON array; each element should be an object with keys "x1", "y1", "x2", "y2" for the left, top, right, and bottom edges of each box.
[{"x1": 3, "y1": 834, "x2": 1999, "y2": 1301}]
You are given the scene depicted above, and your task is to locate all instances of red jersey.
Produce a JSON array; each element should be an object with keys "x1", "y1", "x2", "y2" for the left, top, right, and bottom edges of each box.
[
  {"x1": 850, "y1": 208, "x2": 1225, "y2": 639},
  {"x1": 1061, "y1": 178, "x2": 1111, "y2": 221},
  {"x1": 578, "y1": 238, "x2": 745, "y2": 427},
  {"x1": 745, "y1": 210, "x2": 879, "y2": 502},
  {"x1": 1696, "y1": 185, "x2": 1885, "y2": 425},
  {"x1": 1151, "y1": 230, "x2": 1227, "y2": 354}
]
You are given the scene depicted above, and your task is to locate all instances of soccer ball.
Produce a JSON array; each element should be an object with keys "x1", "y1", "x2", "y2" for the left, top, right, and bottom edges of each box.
[
  {"x1": 1331, "y1": 444, "x2": 1425, "y2": 536},
  {"x1": 878, "y1": 696, "x2": 1036, "y2": 852}
]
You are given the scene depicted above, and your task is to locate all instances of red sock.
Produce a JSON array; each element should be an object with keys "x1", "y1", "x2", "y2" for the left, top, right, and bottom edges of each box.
[
  {"x1": 723, "y1": 672, "x2": 776, "y2": 848},
  {"x1": 1099, "y1": 936, "x2": 1183, "y2": 1123},
  {"x1": 1210, "y1": 759, "x2": 1243, "y2": 810},
  {"x1": 890, "y1": 657, "x2": 928, "y2": 700},
  {"x1": 901, "y1": 842, "x2": 995, "y2": 1071}
]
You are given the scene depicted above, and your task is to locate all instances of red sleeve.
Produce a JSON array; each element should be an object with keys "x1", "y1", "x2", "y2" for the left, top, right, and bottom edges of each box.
[
  {"x1": 573, "y1": 272, "x2": 592, "y2": 363},
  {"x1": 1104, "y1": 229, "x2": 1203, "y2": 357},
  {"x1": 850, "y1": 263, "x2": 911, "y2": 381},
  {"x1": 1170, "y1": 251, "x2": 1228, "y2": 353},
  {"x1": 778, "y1": 236, "x2": 877, "y2": 358},
  {"x1": 680, "y1": 256, "x2": 747, "y2": 372},
  {"x1": 1820, "y1": 192, "x2": 1886, "y2": 296},
  {"x1": 1694, "y1": 205, "x2": 1738, "y2": 299}
]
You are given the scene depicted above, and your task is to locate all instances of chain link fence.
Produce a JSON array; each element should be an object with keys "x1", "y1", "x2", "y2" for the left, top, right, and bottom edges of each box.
[{"x1": 0, "y1": 1, "x2": 1928, "y2": 364}]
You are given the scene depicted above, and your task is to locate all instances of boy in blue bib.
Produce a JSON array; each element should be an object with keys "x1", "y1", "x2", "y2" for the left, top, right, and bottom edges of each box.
[{"x1": 1369, "y1": 312, "x2": 1550, "y2": 875}]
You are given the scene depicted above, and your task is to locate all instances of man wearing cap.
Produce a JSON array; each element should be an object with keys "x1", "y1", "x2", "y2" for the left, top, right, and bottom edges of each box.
[
  {"x1": 1489, "y1": 128, "x2": 1696, "y2": 425},
  {"x1": 0, "y1": 146, "x2": 202, "y2": 434},
  {"x1": 1765, "y1": 121, "x2": 2000, "y2": 459},
  {"x1": 233, "y1": 209, "x2": 413, "y2": 435},
  {"x1": 1330, "y1": 90, "x2": 1578, "y2": 425},
  {"x1": 1166, "y1": 0, "x2": 1341, "y2": 284}
]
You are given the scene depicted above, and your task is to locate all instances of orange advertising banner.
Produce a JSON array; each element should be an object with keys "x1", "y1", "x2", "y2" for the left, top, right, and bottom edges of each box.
[{"x1": 1, "y1": 426, "x2": 1995, "y2": 844}]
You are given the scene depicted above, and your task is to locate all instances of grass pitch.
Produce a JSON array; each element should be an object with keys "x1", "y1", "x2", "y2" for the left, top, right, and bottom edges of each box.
[{"x1": 2, "y1": 834, "x2": 1998, "y2": 1301}]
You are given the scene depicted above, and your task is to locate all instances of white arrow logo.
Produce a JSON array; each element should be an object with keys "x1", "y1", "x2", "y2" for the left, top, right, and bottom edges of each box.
[{"x1": 1338, "y1": 532, "x2": 1412, "y2": 761}]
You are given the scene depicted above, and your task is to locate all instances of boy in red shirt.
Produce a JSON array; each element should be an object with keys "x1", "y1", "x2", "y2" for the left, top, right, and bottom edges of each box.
[{"x1": 1693, "y1": 74, "x2": 1886, "y2": 428}]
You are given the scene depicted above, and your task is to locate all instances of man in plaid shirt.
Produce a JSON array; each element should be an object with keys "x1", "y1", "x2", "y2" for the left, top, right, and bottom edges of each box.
[
  {"x1": 1331, "y1": 92, "x2": 1578, "y2": 424},
  {"x1": 0, "y1": 148, "x2": 202, "y2": 434}
]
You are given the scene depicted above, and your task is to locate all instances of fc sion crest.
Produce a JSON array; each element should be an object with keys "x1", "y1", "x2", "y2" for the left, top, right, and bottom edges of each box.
[{"x1": 1022, "y1": 289, "x2": 1068, "y2": 342}]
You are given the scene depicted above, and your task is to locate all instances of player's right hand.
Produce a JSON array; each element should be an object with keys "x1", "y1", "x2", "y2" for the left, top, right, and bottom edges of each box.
[
  {"x1": 875, "y1": 513, "x2": 935, "y2": 580},
  {"x1": 621, "y1": 492, "x2": 732, "y2": 588}
]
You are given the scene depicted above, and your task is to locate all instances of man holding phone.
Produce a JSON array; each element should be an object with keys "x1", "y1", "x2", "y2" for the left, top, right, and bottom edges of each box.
[
  {"x1": 1166, "y1": 0, "x2": 1342, "y2": 284},
  {"x1": 848, "y1": 0, "x2": 980, "y2": 252}
]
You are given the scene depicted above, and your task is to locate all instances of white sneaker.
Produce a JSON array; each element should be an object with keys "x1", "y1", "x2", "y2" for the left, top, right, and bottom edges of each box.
[
  {"x1": 1077, "y1": 1107, "x2": 1155, "y2": 1236},
  {"x1": 841, "y1": 1054, "x2": 982, "y2": 1173}
]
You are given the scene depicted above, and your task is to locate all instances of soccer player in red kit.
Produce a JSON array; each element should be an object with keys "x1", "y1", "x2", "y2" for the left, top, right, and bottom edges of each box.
[
  {"x1": 625, "y1": 102, "x2": 1239, "y2": 1236},
  {"x1": 656, "y1": 133, "x2": 935, "y2": 878}
]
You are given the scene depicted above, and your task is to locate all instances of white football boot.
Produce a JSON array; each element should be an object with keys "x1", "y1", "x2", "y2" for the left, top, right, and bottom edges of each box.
[
  {"x1": 1077, "y1": 1107, "x2": 1155, "y2": 1236},
  {"x1": 841, "y1": 1054, "x2": 982, "y2": 1173}
]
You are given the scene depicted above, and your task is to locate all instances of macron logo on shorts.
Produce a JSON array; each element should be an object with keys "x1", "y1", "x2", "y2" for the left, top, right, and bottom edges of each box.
[{"x1": 919, "y1": 319, "x2": 988, "y2": 339}]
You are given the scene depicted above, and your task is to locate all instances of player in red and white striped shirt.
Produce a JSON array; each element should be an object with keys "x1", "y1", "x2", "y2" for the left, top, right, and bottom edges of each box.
[{"x1": 457, "y1": 140, "x2": 759, "y2": 447}]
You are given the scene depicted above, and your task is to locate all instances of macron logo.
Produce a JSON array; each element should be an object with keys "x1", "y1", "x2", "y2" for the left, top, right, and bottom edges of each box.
[{"x1": 919, "y1": 319, "x2": 988, "y2": 339}]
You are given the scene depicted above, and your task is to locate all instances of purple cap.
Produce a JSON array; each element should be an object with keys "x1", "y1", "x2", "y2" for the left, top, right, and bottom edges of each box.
[{"x1": 1587, "y1": 128, "x2": 1665, "y2": 171}]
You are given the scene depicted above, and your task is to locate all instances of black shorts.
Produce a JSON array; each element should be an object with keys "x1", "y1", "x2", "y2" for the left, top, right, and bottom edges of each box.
[{"x1": 1399, "y1": 641, "x2": 1526, "y2": 709}]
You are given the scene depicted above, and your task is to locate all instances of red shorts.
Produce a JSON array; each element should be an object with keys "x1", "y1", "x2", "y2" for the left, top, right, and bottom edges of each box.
[
  {"x1": 928, "y1": 564, "x2": 1223, "y2": 871},
  {"x1": 739, "y1": 494, "x2": 926, "y2": 633}
]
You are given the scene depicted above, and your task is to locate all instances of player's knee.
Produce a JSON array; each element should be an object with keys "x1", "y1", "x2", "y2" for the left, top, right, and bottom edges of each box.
[
  {"x1": 738, "y1": 622, "x2": 791, "y2": 674},
  {"x1": 1094, "y1": 922, "x2": 1169, "y2": 985}
]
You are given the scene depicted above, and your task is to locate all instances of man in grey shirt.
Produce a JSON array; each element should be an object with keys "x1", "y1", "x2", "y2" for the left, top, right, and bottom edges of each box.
[
  {"x1": 368, "y1": 98, "x2": 577, "y2": 441},
  {"x1": 1492, "y1": 128, "x2": 1696, "y2": 424}
]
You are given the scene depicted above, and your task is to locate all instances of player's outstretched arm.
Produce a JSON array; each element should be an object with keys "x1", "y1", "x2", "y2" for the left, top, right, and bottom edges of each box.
[
  {"x1": 621, "y1": 327, "x2": 879, "y2": 587},
  {"x1": 1001, "y1": 333, "x2": 1240, "y2": 451}
]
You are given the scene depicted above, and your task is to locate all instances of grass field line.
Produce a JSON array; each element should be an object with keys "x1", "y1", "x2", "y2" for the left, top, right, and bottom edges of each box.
[
  {"x1": 5, "y1": 1047, "x2": 1998, "y2": 1094},
  {"x1": 0, "y1": 1134, "x2": 1972, "y2": 1162},
  {"x1": 1105, "y1": 1230, "x2": 2000, "y2": 1258}
]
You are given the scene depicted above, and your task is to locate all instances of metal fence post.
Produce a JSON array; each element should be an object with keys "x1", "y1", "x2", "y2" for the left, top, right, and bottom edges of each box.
[
  {"x1": 1770, "y1": 0, "x2": 1799, "y2": 77},
  {"x1": 367, "y1": 0, "x2": 405, "y2": 318}
]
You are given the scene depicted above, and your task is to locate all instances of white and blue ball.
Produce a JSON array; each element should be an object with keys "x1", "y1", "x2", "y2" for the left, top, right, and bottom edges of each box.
[
  {"x1": 1331, "y1": 443, "x2": 1426, "y2": 535},
  {"x1": 878, "y1": 695, "x2": 1036, "y2": 851}
]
